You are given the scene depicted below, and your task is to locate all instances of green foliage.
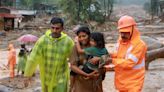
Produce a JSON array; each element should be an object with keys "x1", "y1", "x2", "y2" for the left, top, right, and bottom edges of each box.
[
  {"x1": 89, "y1": 1, "x2": 105, "y2": 23},
  {"x1": 144, "y1": 0, "x2": 160, "y2": 19},
  {"x1": 18, "y1": 0, "x2": 58, "y2": 9},
  {"x1": 18, "y1": 0, "x2": 34, "y2": 9},
  {"x1": 58, "y1": 0, "x2": 113, "y2": 24},
  {"x1": 150, "y1": 0, "x2": 159, "y2": 16},
  {"x1": 58, "y1": 0, "x2": 78, "y2": 23},
  {"x1": 0, "y1": 0, "x2": 14, "y2": 6},
  {"x1": 144, "y1": 2, "x2": 151, "y2": 14},
  {"x1": 96, "y1": 0, "x2": 114, "y2": 21}
]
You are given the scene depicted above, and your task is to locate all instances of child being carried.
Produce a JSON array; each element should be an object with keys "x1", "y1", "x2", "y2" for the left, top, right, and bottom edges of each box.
[{"x1": 75, "y1": 32, "x2": 109, "y2": 78}]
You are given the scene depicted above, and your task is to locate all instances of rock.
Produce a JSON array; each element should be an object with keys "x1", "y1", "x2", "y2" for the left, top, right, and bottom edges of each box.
[
  {"x1": 0, "y1": 85, "x2": 13, "y2": 92},
  {"x1": 33, "y1": 87, "x2": 41, "y2": 92},
  {"x1": 158, "y1": 88, "x2": 164, "y2": 92},
  {"x1": 0, "y1": 32, "x2": 6, "y2": 37},
  {"x1": 106, "y1": 36, "x2": 113, "y2": 41},
  {"x1": 156, "y1": 37, "x2": 164, "y2": 44}
]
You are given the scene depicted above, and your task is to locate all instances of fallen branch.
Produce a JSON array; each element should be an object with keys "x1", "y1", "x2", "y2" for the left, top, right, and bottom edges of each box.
[{"x1": 146, "y1": 47, "x2": 164, "y2": 70}]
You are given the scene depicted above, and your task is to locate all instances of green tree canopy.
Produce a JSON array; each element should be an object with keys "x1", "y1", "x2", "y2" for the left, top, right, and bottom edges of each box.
[{"x1": 58, "y1": 0, "x2": 114, "y2": 24}]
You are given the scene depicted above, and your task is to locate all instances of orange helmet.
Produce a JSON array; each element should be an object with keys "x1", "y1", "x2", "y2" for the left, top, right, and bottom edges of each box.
[{"x1": 118, "y1": 15, "x2": 136, "y2": 29}]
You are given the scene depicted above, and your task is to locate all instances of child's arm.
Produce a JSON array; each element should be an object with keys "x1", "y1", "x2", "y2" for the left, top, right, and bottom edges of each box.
[{"x1": 75, "y1": 38, "x2": 85, "y2": 54}]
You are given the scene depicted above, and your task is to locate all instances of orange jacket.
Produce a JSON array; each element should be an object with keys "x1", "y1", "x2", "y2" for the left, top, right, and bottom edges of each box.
[{"x1": 112, "y1": 26, "x2": 147, "y2": 91}]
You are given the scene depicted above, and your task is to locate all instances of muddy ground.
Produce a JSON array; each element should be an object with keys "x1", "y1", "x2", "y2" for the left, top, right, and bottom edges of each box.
[{"x1": 0, "y1": 48, "x2": 164, "y2": 92}]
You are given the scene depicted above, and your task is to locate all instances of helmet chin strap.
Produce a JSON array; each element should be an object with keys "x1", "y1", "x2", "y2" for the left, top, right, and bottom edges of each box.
[{"x1": 129, "y1": 26, "x2": 134, "y2": 40}]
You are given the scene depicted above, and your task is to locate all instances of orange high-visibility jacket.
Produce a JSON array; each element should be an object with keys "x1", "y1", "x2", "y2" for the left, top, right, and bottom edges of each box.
[
  {"x1": 8, "y1": 44, "x2": 16, "y2": 78},
  {"x1": 112, "y1": 26, "x2": 147, "y2": 91}
]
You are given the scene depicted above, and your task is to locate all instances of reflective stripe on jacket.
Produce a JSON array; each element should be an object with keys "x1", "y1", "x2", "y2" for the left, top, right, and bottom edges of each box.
[{"x1": 112, "y1": 26, "x2": 147, "y2": 91}]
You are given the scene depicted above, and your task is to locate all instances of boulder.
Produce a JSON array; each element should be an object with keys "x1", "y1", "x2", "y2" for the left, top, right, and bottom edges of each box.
[{"x1": 0, "y1": 85, "x2": 12, "y2": 92}]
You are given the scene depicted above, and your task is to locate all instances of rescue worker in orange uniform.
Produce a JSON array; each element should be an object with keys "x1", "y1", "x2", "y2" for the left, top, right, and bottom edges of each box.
[
  {"x1": 7, "y1": 43, "x2": 16, "y2": 80},
  {"x1": 111, "y1": 15, "x2": 147, "y2": 92}
]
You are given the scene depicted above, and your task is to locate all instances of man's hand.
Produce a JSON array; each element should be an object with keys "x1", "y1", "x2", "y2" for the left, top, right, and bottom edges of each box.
[
  {"x1": 104, "y1": 64, "x2": 115, "y2": 71},
  {"x1": 105, "y1": 57, "x2": 112, "y2": 65},
  {"x1": 89, "y1": 57, "x2": 100, "y2": 65},
  {"x1": 86, "y1": 70, "x2": 99, "y2": 79}
]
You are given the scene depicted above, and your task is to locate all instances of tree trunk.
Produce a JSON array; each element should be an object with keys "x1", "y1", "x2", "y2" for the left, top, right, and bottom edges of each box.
[
  {"x1": 146, "y1": 47, "x2": 164, "y2": 70},
  {"x1": 77, "y1": 0, "x2": 81, "y2": 22},
  {"x1": 108, "y1": 0, "x2": 113, "y2": 20},
  {"x1": 104, "y1": 0, "x2": 106, "y2": 20}
]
